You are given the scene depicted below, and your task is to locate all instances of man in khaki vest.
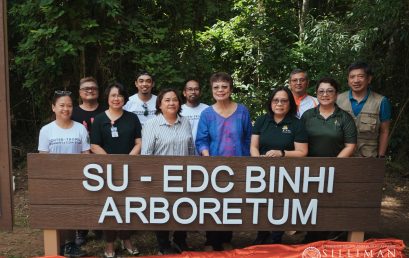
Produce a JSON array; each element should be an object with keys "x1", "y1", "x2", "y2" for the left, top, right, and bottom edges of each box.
[{"x1": 337, "y1": 62, "x2": 391, "y2": 157}]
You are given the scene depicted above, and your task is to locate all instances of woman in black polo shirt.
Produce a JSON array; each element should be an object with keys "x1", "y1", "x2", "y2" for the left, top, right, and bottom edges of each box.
[
  {"x1": 250, "y1": 86, "x2": 308, "y2": 244},
  {"x1": 91, "y1": 82, "x2": 141, "y2": 258}
]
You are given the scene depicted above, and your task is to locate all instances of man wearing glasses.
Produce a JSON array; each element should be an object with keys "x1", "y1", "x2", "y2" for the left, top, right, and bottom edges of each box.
[
  {"x1": 181, "y1": 79, "x2": 208, "y2": 154},
  {"x1": 289, "y1": 69, "x2": 318, "y2": 118},
  {"x1": 337, "y1": 62, "x2": 391, "y2": 158},
  {"x1": 124, "y1": 71, "x2": 157, "y2": 125},
  {"x1": 72, "y1": 76, "x2": 104, "y2": 133}
]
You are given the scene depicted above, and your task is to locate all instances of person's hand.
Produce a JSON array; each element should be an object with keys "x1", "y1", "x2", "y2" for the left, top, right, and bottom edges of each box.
[{"x1": 265, "y1": 150, "x2": 283, "y2": 157}]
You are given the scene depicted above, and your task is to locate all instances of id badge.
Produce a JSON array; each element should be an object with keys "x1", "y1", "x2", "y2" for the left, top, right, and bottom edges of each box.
[{"x1": 111, "y1": 126, "x2": 119, "y2": 138}]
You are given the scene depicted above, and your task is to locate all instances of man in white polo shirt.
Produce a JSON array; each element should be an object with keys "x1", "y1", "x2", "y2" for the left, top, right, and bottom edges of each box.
[
  {"x1": 124, "y1": 71, "x2": 157, "y2": 125},
  {"x1": 289, "y1": 69, "x2": 317, "y2": 118},
  {"x1": 181, "y1": 79, "x2": 208, "y2": 153}
]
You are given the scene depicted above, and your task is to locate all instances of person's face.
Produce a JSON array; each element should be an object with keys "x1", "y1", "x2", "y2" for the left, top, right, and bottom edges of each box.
[
  {"x1": 317, "y1": 82, "x2": 337, "y2": 106},
  {"x1": 271, "y1": 90, "x2": 290, "y2": 117},
  {"x1": 289, "y1": 72, "x2": 309, "y2": 96},
  {"x1": 108, "y1": 87, "x2": 125, "y2": 109},
  {"x1": 135, "y1": 75, "x2": 154, "y2": 95},
  {"x1": 183, "y1": 80, "x2": 201, "y2": 104},
  {"x1": 52, "y1": 96, "x2": 73, "y2": 121},
  {"x1": 211, "y1": 80, "x2": 232, "y2": 102},
  {"x1": 79, "y1": 81, "x2": 99, "y2": 102},
  {"x1": 160, "y1": 91, "x2": 180, "y2": 116},
  {"x1": 348, "y1": 68, "x2": 372, "y2": 94}
]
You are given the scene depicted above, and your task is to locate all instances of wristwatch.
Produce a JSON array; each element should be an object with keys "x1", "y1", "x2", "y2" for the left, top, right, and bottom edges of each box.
[{"x1": 281, "y1": 150, "x2": 285, "y2": 157}]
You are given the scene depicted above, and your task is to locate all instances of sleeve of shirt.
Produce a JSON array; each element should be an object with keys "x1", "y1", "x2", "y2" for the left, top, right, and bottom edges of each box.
[
  {"x1": 80, "y1": 126, "x2": 91, "y2": 151},
  {"x1": 90, "y1": 115, "x2": 103, "y2": 145},
  {"x1": 342, "y1": 112, "x2": 358, "y2": 144},
  {"x1": 294, "y1": 118, "x2": 309, "y2": 143},
  {"x1": 186, "y1": 121, "x2": 195, "y2": 156},
  {"x1": 123, "y1": 100, "x2": 130, "y2": 111},
  {"x1": 195, "y1": 112, "x2": 210, "y2": 154},
  {"x1": 379, "y1": 97, "x2": 392, "y2": 122},
  {"x1": 132, "y1": 113, "x2": 142, "y2": 139},
  {"x1": 141, "y1": 121, "x2": 156, "y2": 155},
  {"x1": 252, "y1": 115, "x2": 263, "y2": 135},
  {"x1": 38, "y1": 126, "x2": 49, "y2": 152},
  {"x1": 242, "y1": 107, "x2": 252, "y2": 156}
]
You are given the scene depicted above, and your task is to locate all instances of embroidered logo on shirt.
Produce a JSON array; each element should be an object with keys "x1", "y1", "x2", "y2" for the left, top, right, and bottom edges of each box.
[{"x1": 282, "y1": 125, "x2": 292, "y2": 134}]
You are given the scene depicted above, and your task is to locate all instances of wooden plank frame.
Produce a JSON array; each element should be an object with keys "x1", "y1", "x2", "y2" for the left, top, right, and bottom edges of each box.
[
  {"x1": 0, "y1": 0, "x2": 12, "y2": 231},
  {"x1": 28, "y1": 154, "x2": 384, "y2": 233}
]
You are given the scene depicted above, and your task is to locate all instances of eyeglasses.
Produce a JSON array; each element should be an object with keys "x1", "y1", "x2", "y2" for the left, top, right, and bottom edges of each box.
[
  {"x1": 80, "y1": 87, "x2": 98, "y2": 92},
  {"x1": 272, "y1": 98, "x2": 289, "y2": 105},
  {"x1": 317, "y1": 88, "x2": 336, "y2": 96},
  {"x1": 185, "y1": 87, "x2": 200, "y2": 92},
  {"x1": 290, "y1": 78, "x2": 307, "y2": 83},
  {"x1": 142, "y1": 103, "x2": 148, "y2": 116},
  {"x1": 54, "y1": 90, "x2": 72, "y2": 96}
]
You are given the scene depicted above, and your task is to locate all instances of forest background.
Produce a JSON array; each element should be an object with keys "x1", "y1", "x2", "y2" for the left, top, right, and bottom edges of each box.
[{"x1": 8, "y1": 0, "x2": 409, "y2": 172}]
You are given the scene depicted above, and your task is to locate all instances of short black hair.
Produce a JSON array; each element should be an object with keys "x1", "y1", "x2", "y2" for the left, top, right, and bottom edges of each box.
[
  {"x1": 266, "y1": 86, "x2": 297, "y2": 117},
  {"x1": 104, "y1": 82, "x2": 129, "y2": 105},
  {"x1": 348, "y1": 61, "x2": 373, "y2": 77},
  {"x1": 135, "y1": 70, "x2": 154, "y2": 82},
  {"x1": 155, "y1": 88, "x2": 183, "y2": 115},
  {"x1": 183, "y1": 78, "x2": 200, "y2": 90},
  {"x1": 52, "y1": 92, "x2": 72, "y2": 105},
  {"x1": 316, "y1": 77, "x2": 340, "y2": 93}
]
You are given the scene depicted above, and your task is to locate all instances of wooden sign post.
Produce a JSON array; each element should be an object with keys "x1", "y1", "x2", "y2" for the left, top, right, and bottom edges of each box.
[
  {"x1": 28, "y1": 154, "x2": 385, "y2": 255},
  {"x1": 0, "y1": 0, "x2": 13, "y2": 231}
]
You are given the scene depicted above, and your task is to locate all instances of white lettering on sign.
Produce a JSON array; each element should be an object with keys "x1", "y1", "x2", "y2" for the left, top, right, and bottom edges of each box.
[
  {"x1": 82, "y1": 164, "x2": 128, "y2": 192},
  {"x1": 84, "y1": 164, "x2": 334, "y2": 226},
  {"x1": 97, "y1": 197, "x2": 318, "y2": 225}
]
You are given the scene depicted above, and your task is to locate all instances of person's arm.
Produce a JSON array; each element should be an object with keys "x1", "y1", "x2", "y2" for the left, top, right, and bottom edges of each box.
[
  {"x1": 250, "y1": 135, "x2": 261, "y2": 157},
  {"x1": 378, "y1": 97, "x2": 392, "y2": 157},
  {"x1": 378, "y1": 121, "x2": 390, "y2": 156},
  {"x1": 284, "y1": 142, "x2": 308, "y2": 157},
  {"x1": 129, "y1": 138, "x2": 141, "y2": 155},
  {"x1": 141, "y1": 122, "x2": 155, "y2": 155},
  {"x1": 337, "y1": 143, "x2": 356, "y2": 157},
  {"x1": 91, "y1": 144, "x2": 107, "y2": 154},
  {"x1": 195, "y1": 112, "x2": 210, "y2": 156},
  {"x1": 130, "y1": 114, "x2": 143, "y2": 155},
  {"x1": 243, "y1": 107, "x2": 252, "y2": 156},
  {"x1": 339, "y1": 110, "x2": 358, "y2": 157}
]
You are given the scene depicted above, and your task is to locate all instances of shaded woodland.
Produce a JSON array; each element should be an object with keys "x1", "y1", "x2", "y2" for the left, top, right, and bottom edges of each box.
[{"x1": 8, "y1": 0, "x2": 409, "y2": 171}]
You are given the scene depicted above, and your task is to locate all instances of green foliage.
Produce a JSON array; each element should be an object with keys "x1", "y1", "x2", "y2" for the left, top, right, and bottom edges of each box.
[{"x1": 8, "y1": 0, "x2": 409, "y2": 168}]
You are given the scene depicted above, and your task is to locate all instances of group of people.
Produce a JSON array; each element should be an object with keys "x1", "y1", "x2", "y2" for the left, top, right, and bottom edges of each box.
[{"x1": 38, "y1": 61, "x2": 391, "y2": 257}]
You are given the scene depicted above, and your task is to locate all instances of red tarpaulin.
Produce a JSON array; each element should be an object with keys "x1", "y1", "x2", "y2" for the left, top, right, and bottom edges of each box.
[{"x1": 33, "y1": 239, "x2": 407, "y2": 258}]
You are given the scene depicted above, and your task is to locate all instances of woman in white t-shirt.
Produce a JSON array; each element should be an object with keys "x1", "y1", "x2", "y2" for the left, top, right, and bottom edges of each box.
[
  {"x1": 38, "y1": 91, "x2": 90, "y2": 154},
  {"x1": 38, "y1": 90, "x2": 90, "y2": 256}
]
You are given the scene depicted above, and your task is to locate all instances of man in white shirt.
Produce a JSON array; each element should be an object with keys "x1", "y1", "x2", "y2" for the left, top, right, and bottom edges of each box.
[
  {"x1": 181, "y1": 79, "x2": 208, "y2": 145},
  {"x1": 289, "y1": 69, "x2": 318, "y2": 118},
  {"x1": 123, "y1": 71, "x2": 157, "y2": 125}
]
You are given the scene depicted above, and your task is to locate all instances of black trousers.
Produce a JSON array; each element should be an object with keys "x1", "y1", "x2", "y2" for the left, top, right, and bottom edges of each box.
[
  {"x1": 205, "y1": 231, "x2": 232, "y2": 250},
  {"x1": 156, "y1": 231, "x2": 186, "y2": 249}
]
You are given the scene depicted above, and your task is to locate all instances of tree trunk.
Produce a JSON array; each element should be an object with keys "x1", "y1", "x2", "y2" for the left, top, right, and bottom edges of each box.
[{"x1": 299, "y1": 0, "x2": 309, "y2": 42}]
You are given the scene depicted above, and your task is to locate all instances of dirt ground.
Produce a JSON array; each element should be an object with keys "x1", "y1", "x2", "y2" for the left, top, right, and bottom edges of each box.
[{"x1": 1, "y1": 168, "x2": 408, "y2": 258}]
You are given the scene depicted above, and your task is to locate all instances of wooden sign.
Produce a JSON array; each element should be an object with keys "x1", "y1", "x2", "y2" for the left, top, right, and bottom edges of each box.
[
  {"x1": 28, "y1": 154, "x2": 384, "y2": 232},
  {"x1": 0, "y1": 0, "x2": 13, "y2": 231}
]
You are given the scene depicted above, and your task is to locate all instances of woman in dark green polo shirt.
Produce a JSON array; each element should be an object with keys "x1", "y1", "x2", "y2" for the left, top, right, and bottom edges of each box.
[
  {"x1": 301, "y1": 77, "x2": 357, "y2": 243},
  {"x1": 250, "y1": 86, "x2": 308, "y2": 245},
  {"x1": 302, "y1": 77, "x2": 357, "y2": 157}
]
